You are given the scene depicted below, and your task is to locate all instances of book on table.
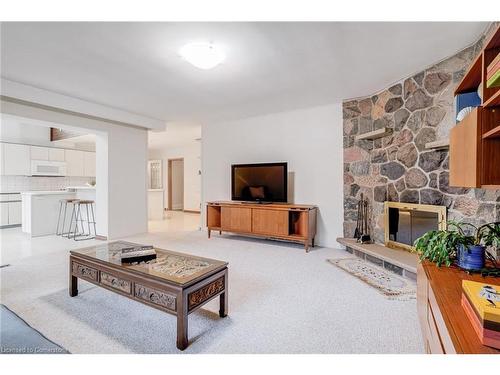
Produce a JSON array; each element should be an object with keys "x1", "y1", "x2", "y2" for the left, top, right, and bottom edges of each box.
[{"x1": 461, "y1": 280, "x2": 500, "y2": 349}]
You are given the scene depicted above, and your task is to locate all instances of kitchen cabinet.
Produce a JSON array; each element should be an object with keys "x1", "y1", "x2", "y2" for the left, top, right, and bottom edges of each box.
[
  {"x1": 1, "y1": 143, "x2": 30, "y2": 176},
  {"x1": 8, "y1": 201, "x2": 22, "y2": 225},
  {"x1": 83, "y1": 151, "x2": 96, "y2": 177},
  {"x1": 0, "y1": 203, "x2": 8, "y2": 226},
  {"x1": 65, "y1": 149, "x2": 85, "y2": 176},
  {"x1": 0, "y1": 194, "x2": 22, "y2": 227},
  {"x1": 49, "y1": 148, "x2": 65, "y2": 161},
  {"x1": 30, "y1": 146, "x2": 49, "y2": 160}
]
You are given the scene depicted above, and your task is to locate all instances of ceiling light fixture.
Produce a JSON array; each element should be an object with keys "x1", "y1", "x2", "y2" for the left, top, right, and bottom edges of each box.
[{"x1": 179, "y1": 42, "x2": 226, "y2": 70}]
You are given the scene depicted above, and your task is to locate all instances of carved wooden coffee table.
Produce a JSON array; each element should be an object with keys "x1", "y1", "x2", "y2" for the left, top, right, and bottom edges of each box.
[{"x1": 69, "y1": 241, "x2": 228, "y2": 350}]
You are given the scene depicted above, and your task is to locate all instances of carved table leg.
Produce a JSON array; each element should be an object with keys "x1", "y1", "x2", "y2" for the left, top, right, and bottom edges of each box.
[
  {"x1": 219, "y1": 291, "x2": 228, "y2": 317},
  {"x1": 70, "y1": 275, "x2": 78, "y2": 297},
  {"x1": 177, "y1": 296, "x2": 188, "y2": 350}
]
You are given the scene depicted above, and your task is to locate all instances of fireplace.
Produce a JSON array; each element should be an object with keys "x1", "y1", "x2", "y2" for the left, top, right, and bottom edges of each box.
[{"x1": 384, "y1": 202, "x2": 447, "y2": 251}]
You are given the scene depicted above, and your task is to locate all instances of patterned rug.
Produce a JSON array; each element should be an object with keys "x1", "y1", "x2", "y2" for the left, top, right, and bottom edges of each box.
[{"x1": 327, "y1": 258, "x2": 416, "y2": 301}]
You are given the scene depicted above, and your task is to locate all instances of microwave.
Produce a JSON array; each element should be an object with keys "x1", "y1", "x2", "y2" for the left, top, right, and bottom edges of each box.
[{"x1": 31, "y1": 160, "x2": 67, "y2": 177}]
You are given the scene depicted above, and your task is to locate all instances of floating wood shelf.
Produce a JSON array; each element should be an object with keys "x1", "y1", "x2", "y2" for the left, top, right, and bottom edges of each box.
[
  {"x1": 425, "y1": 139, "x2": 449, "y2": 150},
  {"x1": 355, "y1": 127, "x2": 393, "y2": 141},
  {"x1": 482, "y1": 124, "x2": 500, "y2": 139}
]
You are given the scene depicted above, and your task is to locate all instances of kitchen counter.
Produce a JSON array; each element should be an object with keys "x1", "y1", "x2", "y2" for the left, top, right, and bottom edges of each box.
[
  {"x1": 20, "y1": 190, "x2": 73, "y2": 196},
  {"x1": 66, "y1": 186, "x2": 96, "y2": 190}
]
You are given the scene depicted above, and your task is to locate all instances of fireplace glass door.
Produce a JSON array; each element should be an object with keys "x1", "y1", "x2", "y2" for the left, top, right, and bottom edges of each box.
[{"x1": 387, "y1": 208, "x2": 439, "y2": 247}]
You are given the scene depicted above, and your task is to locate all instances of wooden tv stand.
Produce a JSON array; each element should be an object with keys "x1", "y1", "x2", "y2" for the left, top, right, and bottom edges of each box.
[{"x1": 206, "y1": 201, "x2": 317, "y2": 252}]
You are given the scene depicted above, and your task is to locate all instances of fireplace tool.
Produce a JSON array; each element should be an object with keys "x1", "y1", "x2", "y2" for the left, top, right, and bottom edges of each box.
[{"x1": 355, "y1": 194, "x2": 372, "y2": 244}]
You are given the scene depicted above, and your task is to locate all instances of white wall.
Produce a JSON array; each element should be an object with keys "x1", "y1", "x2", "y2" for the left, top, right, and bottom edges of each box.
[
  {"x1": 149, "y1": 141, "x2": 201, "y2": 212},
  {"x1": 202, "y1": 103, "x2": 344, "y2": 248},
  {"x1": 171, "y1": 159, "x2": 184, "y2": 210},
  {"x1": 1, "y1": 99, "x2": 148, "y2": 239}
]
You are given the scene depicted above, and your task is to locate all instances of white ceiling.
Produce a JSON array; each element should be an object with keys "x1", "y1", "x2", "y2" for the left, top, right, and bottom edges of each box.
[
  {"x1": 1, "y1": 22, "x2": 488, "y2": 123},
  {"x1": 148, "y1": 122, "x2": 201, "y2": 150}
]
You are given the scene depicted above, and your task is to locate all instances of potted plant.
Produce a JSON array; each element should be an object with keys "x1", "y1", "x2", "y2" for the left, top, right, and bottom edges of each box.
[{"x1": 413, "y1": 221, "x2": 500, "y2": 270}]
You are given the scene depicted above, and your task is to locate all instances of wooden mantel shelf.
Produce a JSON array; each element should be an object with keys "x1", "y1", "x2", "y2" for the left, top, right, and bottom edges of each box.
[{"x1": 355, "y1": 127, "x2": 393, "y2": 141}]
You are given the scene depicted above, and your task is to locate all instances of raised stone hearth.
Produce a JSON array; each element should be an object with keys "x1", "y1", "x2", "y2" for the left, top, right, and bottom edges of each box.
[
  {"x1": 337, "y1": 238, "x2": 417, "y2": 280},
  {"x1": 342, "y1": 23, "x2": 500, "y2": 244}
]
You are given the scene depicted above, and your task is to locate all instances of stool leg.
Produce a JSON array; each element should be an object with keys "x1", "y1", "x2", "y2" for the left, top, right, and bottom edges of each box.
[
  {"x1": 56, "y1": 201, "x2": 63, "y2": 235},
  {"x1": 86, "y1": 204, "x2": 91, "y2": 237},
  {"x1": 66, "y1": 204, "x2": 76, "y2": 238},
  {"x1": 90, "y1": 203, "x2": 97, "y2": 237},
  {"x1": 61, "y1": 201, "x2": 68, "y2": 235}
]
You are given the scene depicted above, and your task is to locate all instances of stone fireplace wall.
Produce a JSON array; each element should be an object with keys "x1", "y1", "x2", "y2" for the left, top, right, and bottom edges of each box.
[{"x1": 342, "y1": 23, "x2": 500, "y2": 244}]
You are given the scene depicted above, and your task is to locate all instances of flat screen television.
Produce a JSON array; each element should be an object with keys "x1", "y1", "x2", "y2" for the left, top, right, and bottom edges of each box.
[{"x1": 231, "y1": 162, "x2": 287, "y2": 203}]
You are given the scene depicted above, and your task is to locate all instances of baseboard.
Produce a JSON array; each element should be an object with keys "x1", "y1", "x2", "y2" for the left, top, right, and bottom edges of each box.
[{"x1": 183, "y1": 209, "x2": 201, "y2": 214}]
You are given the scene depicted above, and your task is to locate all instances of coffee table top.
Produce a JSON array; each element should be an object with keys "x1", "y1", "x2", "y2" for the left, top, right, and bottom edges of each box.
[{"x1": 70, "y1": 241, "x2": 228, "y2": 286}]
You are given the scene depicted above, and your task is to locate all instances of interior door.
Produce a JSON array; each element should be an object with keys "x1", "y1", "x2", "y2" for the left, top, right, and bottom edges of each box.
[
  {"x1": 221, "y1": 207, "x2": 252, "y2": 233},
  {"x1": 252, "y1": 209, "x2": 289, "y2": 236}
]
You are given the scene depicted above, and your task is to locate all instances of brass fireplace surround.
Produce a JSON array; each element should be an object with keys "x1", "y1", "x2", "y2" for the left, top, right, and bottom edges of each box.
[{"x1": 384, "y1": 201, "x2": 447, "y2": 251}]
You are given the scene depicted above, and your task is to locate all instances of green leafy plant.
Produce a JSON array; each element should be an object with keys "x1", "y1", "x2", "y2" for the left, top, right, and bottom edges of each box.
[{"x1": 413, "y1": 221, "x2": 500, "y2": 267}]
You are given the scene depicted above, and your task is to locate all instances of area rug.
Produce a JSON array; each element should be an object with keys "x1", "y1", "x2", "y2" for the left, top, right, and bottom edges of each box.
[{"x1": 327, "y1": 258, "x2": 416, "y2": 301}]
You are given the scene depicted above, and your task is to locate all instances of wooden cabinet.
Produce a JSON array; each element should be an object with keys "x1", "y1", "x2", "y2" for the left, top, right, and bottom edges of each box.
[
  {"x1": 65, "y1": 149, "x2": 85, "y2": 176},
  {"x1": 207, "y1": 202, "x2": 317, "y2": 252},
  {"x1": 417, "y1": 262, "x2": 500, "y2": 354},
  {"x1": 252, "y1": 208, "x2": 288, "y2": 236},
  {"x1": 449, "y1": 108, "x2": 482, "y2": 187},
  {"x1": 83, "y1": 151, "x2": 96, "y2": 177},
  {"x1": 452, "y1": 25, "x2": 500, "y2": 189},
  {"x1": 1, "y1": 143, "x2": 30, "y2": 176},
  {"x1": 221, "y1": 207, "x2": 252, "y2": 233}
]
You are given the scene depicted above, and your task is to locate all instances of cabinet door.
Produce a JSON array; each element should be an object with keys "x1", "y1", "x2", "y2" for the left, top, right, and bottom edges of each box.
[
  {"x1": 48, "y1": 148, "x2": 65, "y2": 161},
  {"x1": 65, "y1": 150, "x2": 85, "y2": 176},
  {"x1": 252, "y1": 209, "x2": 289, "y2": 236},
  {"x1": 3, "y1": 143, "x2": 30, "y2": 175},
  {"x1": 0, "y1": 203, "x2": 8, "y2": 226},
  {"x1": 449, "y1": 108, "x2": 481, "y2": 188},
  {"x1": 83, "y1": 152, "x2": 96, "y2": 177},
  {"x1": 30, "y1": 146, "x2": 49, "y2": 160},
  {"x1": 221, "y1": 207, "x2": 252, "y2": 233},
  {"x1": 8, "y1": 201, "x2": 22, "y2": 225}
]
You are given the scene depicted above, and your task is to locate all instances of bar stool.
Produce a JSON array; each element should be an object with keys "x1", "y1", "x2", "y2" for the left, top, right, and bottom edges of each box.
[
  {"x1": 70, "y1": 200, "x2": 97, "y2": 241},
  {"x1": 56, "y1": 198, "x2": 80, "y2": 236}
]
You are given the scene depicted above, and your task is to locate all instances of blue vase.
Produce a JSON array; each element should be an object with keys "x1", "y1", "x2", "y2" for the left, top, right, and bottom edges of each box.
[{"x1": 457, "y1": 244, "x2": 485, "y2": 270}]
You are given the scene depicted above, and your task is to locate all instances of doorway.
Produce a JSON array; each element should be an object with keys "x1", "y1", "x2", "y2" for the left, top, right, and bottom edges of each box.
[{"x1": 168, "y1": 158, "x2": 184, "y2": 211}]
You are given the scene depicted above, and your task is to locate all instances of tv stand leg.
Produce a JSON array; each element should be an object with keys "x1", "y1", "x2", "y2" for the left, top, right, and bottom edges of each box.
[
  {"x1": 208, "y1": 229, "x2": 211, "y2": 239},
  {"x1": 312, "y1": 238, "x2": 315, "y2": 248},
  {"x1": 219, "y1": 230, "x2": 222, "y2": 235},
  {"x1": 305, "y1": 242, "x2": 309, "y2": 253}
]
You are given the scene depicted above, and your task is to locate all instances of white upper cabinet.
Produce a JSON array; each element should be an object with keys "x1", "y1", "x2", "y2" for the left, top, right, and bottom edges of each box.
[
  {"x1": 30, "y1": 146, "x2": 49, "y2": 160},
  {"x1": 65, "y1": 149, "x2": 85, "y2": 176},
  {"x1": 48, "y1": 148, "x2": 65, "y2": 161},
  {"x1": 83, "y1": 151, "x2": 96, "y2": 177},
  {"x1": 1, "y1": 143, "x2": 31, "y2": 176}
]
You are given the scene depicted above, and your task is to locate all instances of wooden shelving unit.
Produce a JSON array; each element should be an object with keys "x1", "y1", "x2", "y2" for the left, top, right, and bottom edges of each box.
[
  {"x1": 450, "y1": 25, "x2": 500, "y2": 189},
  {"x1": 482, "y1": 124, "x2": 500, "y2": 139}
]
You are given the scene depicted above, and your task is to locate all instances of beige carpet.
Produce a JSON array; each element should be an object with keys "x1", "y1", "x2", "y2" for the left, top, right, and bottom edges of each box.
[{"x1": 0, "y1": 229, "x2": 424, "y2": 353}]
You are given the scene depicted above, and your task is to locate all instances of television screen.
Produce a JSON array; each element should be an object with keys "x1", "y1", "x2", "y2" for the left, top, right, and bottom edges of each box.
[{"x1": 231, "y1": 162, "x2": 287, "y2": 202}]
